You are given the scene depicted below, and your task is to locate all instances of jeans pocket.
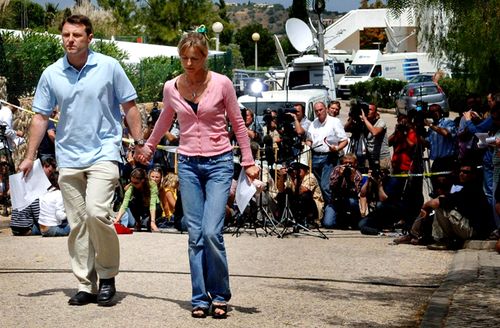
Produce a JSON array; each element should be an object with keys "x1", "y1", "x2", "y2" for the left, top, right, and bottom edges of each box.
[{"x1": 178, "y1": 155, "x2": 189, "y2": 164}]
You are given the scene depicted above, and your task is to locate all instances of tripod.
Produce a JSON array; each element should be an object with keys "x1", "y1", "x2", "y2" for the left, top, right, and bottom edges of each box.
[
  {"x1": 0, "y1": 126, "x2": 15, "y2": 216},
  {"x1": 277, "y1": 147, "x2": 328, "y2": 239},
  {"x1": 231, "y1": 146, "x2": 281, "y2": 237}
]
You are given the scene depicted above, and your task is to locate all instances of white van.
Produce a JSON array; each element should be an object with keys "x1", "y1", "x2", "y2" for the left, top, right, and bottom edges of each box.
[
  {"x1": 237, "y1": 88, "x2": 329, "y2": 124},
  {"x1": 337, "y1": 50, "x2": 438, "y2": 99},
  {"x1": 285, "y1": 55, "x2": 337, "y2": 100}
]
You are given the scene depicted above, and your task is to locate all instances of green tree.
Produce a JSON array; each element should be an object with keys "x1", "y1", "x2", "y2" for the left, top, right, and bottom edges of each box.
[
  {"x1": 214, "y1": 0, "x2": 234, "y2": 47},
  {"x1": 388, "y1": 0, "x2": 500, "y2": 93},
  {"x1": 44, "y1": 3, "x2": 60, "y2": 30},
  {"x1": 288, "y1": 0, "x2": 308, "y2": 22},
  {"x1": 126, "y1": 56, "x2": 182, "y2": 102},
  {"x1": 97, "y1": 0, "x2": 139, "y2": 39},
  {"x1": 1, "y1": 0, "x2": 46, "y2": 30},
  {"x1": 0, "y1": 31, "x2": 63, "y2": 98},
  {"x1": 234, "y1": 23, "x2": 277, "y2": 69},
  {"x1": 138, "y1": 0, "x2": 218, "y2": 45},
  {"x1": 90, "y1": 40, "x2": 129, "y2": 64}
]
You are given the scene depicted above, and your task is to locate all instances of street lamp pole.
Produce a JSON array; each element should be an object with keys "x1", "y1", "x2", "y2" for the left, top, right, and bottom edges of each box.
[
  {"x1": 212, "y1": 22, "x2": 223, "y2": 51},
  {"x1": 252, "y1": 32, "x2": 260, "y2": 71}
]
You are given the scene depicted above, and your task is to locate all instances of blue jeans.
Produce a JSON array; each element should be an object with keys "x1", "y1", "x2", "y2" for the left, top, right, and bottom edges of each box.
[
  {"x1": 312, "y1": 153, "x2": 338, "y2": 225},
  {"x1": 483, "y1": 150, "x2": 494, "y2": 205},
  {"x1": 323, "y1": 197, "x2": 360, "y2": 228},
  {"x1": 178, "y1": 151, "x2": 233, "y2": 309},
  {"x1": 120, "y1": 209, "x2": 136, "y2": 228},
  {"x1": 41, "y1": 222, "x2": 71, "y2": 237}
]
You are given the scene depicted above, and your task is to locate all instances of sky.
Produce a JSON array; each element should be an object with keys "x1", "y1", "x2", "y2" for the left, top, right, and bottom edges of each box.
[{"x1": 32, "y1": 1, "x2": 366, "y2": 13}]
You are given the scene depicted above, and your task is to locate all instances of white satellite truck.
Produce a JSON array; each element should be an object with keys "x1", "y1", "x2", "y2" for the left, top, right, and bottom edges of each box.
[
  {"x1": 270, "y1": 18, "x2": 337, "y2": 100},
  {"x1": 236, "y1": 17, "x2": 336, "y2": 126},
  {"x1": 336, "y1": 49, "x2": 438, "y2": 99}
]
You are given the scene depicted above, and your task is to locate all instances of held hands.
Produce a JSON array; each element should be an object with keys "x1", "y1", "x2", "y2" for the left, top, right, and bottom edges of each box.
[{"x1": 133, "y1": 144, "x2": 153, "y2": 165}]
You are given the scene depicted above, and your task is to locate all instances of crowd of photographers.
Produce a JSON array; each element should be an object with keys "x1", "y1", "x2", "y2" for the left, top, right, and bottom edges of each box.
[
  {"x1": 238, "y1": 94, "x2": 500, "y2": 250},
  {"x1": 5, "y1": 92, "x2": 500, "y2": 250}
]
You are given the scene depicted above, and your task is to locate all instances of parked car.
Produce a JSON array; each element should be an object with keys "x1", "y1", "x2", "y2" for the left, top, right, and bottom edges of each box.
[
  {"x1": 407, "y1": 73, "x2": 434, "y2": 83},
  {"x1": 396, "y1": 81, "x2": 449, "y2": 115}
]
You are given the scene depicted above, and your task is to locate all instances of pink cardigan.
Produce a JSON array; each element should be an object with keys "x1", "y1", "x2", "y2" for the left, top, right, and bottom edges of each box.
[{"x1": 146, "y1": 72, "x2": 255, "y2": 167}]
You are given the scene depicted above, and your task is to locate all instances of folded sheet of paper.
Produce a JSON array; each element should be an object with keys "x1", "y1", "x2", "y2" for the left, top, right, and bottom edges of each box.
[
  {"x1": 235, "y1": 169, "x2": 256, "y2": 213},
  {"x1": 9, "y1": 159, "x2": 51, "y2": 211},
  {"x1": 476, "y1": 133, "x2": 496, "y2": 148}
]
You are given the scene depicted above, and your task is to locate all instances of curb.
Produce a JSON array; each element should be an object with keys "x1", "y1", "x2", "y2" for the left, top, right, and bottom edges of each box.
[
  {"x1": 464, "y1": 239, "x2": 497, "y2": 250},
  {"x1": 420, "y1": 250, "x2": 478, "y2": 328}
]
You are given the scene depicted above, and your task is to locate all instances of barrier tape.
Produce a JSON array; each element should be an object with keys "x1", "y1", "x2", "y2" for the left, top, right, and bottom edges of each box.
[
  {"x1": 364, "y1": 171, "x2": 453, "y2": 178},
  {"x1": 0, "y1": 99, "x2": 58, "y2": 123},
  {"x1": 0, "y1": 99, "x2": 171, "y2": 152}
]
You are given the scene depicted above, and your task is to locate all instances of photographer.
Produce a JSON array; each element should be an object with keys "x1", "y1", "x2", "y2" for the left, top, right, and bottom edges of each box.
[
  {"x1": 0, "y1": 98, "x2": 25, "y2": 150},
  {"x1": 345, "y1": 102, "x2": 390, "y2": 171},
  {"x1": 306, "y1": 101, "x2": 348, "y2": 227},
  {"x1": 325, "y1": 153, "x2": 362, "y2": 229},
  {"x1": 388, "y1": 113, "x2": 418, "y2": 174},
  {"x1": 358, "y1": 168, "x2": 409, "y2": 235},
  {"x1": 289, "y1": 103, "x2": 311, "y2": 138},
  {"x1": 262, "y1": 109, "x2": 281, "y2": 165},
  {"x1": 276, "y1": 158, "x2": 323, "y2": 227},
  {"x1": 424, "y1": 104, "x2": 458, "y2": 194}
]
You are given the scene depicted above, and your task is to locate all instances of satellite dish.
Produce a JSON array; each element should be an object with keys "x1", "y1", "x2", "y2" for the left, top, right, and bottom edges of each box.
[
  {"x1": 273, "y1": 34, "x2": 287, "y2": 69},
  {"x1": 286, "y1": 18, "x2": 314, "y2": 53}
]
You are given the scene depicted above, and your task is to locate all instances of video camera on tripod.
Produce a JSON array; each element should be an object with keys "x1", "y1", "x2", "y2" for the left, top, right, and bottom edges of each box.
[
  {"x1": 348, "y1": 99, "x2": 370, "y2": 135},
  {"x1": 262, "y1": 107, "x2": 302, "y2": 164}
]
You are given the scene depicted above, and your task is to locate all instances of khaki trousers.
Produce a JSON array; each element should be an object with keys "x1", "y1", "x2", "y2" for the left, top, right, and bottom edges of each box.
[
  {"x1": 433, "y1": 207, "x2": 474, "y2": 241},
  {"x1": 59, "y1": 161, "x2": 120, "y2": 294}
]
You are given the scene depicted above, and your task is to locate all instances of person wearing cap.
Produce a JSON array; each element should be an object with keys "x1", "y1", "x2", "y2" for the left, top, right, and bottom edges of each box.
[
  {"x1": 276, "y1": 158, "x2": 323, "y2": 227},
  {"x1": 326, "y1": 153, "x2": 363, "y2": 229}
]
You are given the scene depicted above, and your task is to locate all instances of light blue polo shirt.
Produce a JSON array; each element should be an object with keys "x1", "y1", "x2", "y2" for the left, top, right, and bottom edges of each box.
[{"x1": 33, "y1": 50, "x2": 137, "y2": 168}]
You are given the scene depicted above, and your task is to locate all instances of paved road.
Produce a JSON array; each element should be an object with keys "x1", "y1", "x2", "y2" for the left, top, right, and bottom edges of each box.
[
  {"x1": 1, "y1": 104, "x2": 498, "y2": 327},
  {"x1": 1, "y1": 227, "x2": 455, "y2": 328}
]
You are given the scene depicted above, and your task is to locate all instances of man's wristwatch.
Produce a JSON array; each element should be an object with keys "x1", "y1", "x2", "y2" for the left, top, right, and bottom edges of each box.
[{"x1": 134, "y1": 139, "x2": 146, "y2": 146}]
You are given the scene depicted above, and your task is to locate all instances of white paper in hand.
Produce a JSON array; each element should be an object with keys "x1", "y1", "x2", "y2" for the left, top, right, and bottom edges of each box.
[
  {"x1": 9, "y1": 159, "x2": 51, "y2": 210},
  {"x1": 235, "y1": 169, "x2": 256, "y2": 213}
]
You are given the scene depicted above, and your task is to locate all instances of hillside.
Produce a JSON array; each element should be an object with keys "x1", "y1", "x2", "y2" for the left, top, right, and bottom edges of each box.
[{"x1": 226, "y1": 4, "x2": 344, "y2": 35}]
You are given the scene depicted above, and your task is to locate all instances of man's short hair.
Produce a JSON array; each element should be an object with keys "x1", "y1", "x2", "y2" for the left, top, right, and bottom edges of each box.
[
  {"x1": 60, "y1": 15, "x2": 93, "y2": 36},
  {"x1": 329, "y1": 100, "x2": 341, "y2": 108},
  {"x1": 429, "y1": 103, "x2": 442, "y2": 113},
  {"x1": 293, "y1": 103, "x2": 305, "y2": 114}
]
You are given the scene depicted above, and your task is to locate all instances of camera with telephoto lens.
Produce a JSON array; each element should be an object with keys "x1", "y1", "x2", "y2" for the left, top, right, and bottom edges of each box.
[
  {"x1": 348, "y1": 99, "x2": 370, "y2": 136},
  {"x1": 349, "y1": 99, "x2": 370, "y2": 121},
  {"x1": 342, "y1": 164, "x2": 352, "y2": 179}
]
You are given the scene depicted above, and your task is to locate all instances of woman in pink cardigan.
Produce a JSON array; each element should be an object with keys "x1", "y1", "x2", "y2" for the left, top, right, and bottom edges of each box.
[{"x1": 137, "y1": 32, "x2": 259, "y2": 319}]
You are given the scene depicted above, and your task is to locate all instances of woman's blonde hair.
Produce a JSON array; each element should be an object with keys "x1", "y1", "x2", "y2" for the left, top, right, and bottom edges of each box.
[
  {"x1": 162, "y1": 172, "x2": 179, "y2": 189},
  {"x1": 178, "y1": 32, "x2": 209, "y2": 58}
]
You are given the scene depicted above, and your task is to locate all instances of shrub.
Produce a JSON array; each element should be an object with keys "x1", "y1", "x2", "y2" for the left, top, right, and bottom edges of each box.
[{"x1": 349, "y1": 77, "x2": 405, "y2": 108}]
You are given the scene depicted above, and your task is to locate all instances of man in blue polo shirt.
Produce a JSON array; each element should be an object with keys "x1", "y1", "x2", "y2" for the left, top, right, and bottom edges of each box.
[{"x1": 18, "y1": 15, "x2": 144, "y2": 307}]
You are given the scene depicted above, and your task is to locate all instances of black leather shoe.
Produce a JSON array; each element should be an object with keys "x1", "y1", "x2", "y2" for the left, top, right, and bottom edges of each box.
[
  {"x1": 68, "y1": 291, "x2": 97, "y2": 306},
  {"x1": 97, "y1": 278, "x2": 116, "y2": 306}
]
